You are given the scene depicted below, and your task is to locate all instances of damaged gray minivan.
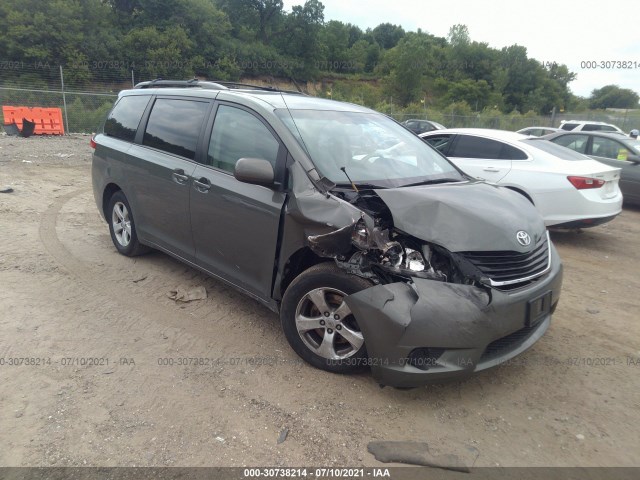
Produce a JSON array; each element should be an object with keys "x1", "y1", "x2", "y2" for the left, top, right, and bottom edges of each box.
[{"x1": 91, "y1": 80, "x2": 563, "y2": 388}]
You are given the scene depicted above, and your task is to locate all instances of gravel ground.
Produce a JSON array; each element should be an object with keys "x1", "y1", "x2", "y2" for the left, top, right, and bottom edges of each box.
[{"x1": 0, "y1": 134, "x2": 639, "y2": 468}]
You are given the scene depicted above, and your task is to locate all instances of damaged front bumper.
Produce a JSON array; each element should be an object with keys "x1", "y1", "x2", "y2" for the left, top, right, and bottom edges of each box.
[{"x1": 344, "y1": 245, "x2": 563, "y2": 388}]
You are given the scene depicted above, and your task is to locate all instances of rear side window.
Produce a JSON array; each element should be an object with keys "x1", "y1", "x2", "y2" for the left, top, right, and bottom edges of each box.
[
  {"x1": 560, "y1": 123, "x2": 578, "y2": 131},
  {"x1": 103, "y1": 95, "x2": 150, "y2": 142},
  {"x1": 207, "y1": 105, "x2": 279, "y2": 173},
  {"x1": 449, "y1": 135, "x2": 504, "y2": 159},
  {"x1": 143, "y1": 98, "x2": 209, "y2": 160},
  {"x1": 551, "y1": 134, "x2": 588, "y2": 154}
]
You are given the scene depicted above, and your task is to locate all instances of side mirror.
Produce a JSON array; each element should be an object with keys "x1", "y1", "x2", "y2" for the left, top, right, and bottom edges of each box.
[
  {"x1": 627, "y1": 154, "x2": 640, "y2": 164},
  {"x1": 234, "y1": 157, "x2": 275, "y2": 186}
]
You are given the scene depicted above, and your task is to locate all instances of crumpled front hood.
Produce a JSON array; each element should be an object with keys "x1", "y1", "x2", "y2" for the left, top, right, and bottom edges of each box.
[{"x1": 375, "y1": 182, "x2": 546, "y2": 253}]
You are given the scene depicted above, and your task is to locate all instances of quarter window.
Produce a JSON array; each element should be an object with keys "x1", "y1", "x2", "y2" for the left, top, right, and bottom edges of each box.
[
  {"x1": 207, "y1": 105, "x2": 279, "y2": 173},
  {"x1": 500, "y1": 143, "x2": 528, "y2": 160},
  {"x1": 143, "y1": 98, "x2": 209, "y2": 160},
  {"x1": 103, "y1": 95, "x2": 150, "y2": 142},
  {"x1": 422, "y1": 134, "x2": 453, "y2": 153}
]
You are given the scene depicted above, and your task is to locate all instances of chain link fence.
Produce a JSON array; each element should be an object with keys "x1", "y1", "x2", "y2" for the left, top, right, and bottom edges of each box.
[{"x1": 0, "y1": 63, "x2": 132, "y2": 134}]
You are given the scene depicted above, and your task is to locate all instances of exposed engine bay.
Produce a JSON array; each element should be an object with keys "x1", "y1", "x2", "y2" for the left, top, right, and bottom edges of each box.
[{"x1": 307, "y1": 188, "x2": 483, "y2": 288}]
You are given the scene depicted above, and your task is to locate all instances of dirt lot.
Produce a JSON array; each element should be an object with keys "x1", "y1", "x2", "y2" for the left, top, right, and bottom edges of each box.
[{"x1": 1, "y1": 134, "x2": 639, "y2": 468}]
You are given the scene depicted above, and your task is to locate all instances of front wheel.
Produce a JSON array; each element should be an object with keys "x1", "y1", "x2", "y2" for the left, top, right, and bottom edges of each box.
[{"x1": 280, "y1": 263, "x2": 373, "y2": 373}]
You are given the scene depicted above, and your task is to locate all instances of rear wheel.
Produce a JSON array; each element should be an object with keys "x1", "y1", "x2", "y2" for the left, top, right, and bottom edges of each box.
[
  {"x1": 107, "y1": 191, "x2": 148, "y2": 256},
  {"x1": 280, "y1": 263, "x2": 373, "y2": 373}
]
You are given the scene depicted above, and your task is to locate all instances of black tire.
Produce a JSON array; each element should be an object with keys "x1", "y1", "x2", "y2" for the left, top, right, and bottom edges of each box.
[
  {"x1": 280, "y1": 262, "x2": 373, "y2": 373},
  {"x1": 107, "y1": 190, "x2": 148, "y2": 257}
]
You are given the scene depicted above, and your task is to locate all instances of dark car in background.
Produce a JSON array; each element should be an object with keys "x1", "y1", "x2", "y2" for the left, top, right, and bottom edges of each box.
[
  {"x1": 91, "y1": 80, "x2": 562, "y2": 388},
  {"x1": 401, "y1": 119, "x2": 446, "y2": 135},
  {"x1": 542, "y1": 131, "x2": 640, "y2": 205}
]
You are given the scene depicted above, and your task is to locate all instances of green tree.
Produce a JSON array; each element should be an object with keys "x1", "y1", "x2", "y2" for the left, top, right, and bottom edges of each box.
[
  {"x1": 371, "y1": 23, "x2": 405, "y2": 49},
  {"x1": 277, "y1": 0, "x2": 325, "y2": 78},
  {"x1": 447, "y1": 24, "x2": 470, "y2": 46},
  {"x1": 589, "y1": 85, "x2": 640, "y2": 109},
  {"x1": 0, "y1": 0, "x2": 117, "y2": 81},
  {"x1": 219, "y1": 0, "x2": 284, "y2": 44},
  {"x1": 319, "y1": 20, "x2": 351, "y2": 72},
  {"x1": 122, "y1": 25, "x2": 194, "y2": 78},
  {"x1": 443, "y1": 79, "x2": 492, "y2": 111},
  {"x1": 379, "y1": 32, "x2": 437, "y2": 106}
]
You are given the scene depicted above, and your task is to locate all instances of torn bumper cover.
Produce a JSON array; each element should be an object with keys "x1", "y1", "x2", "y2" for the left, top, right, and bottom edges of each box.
[{"x1": 344, "y1": 245, "x2": 563, "y2": 388}]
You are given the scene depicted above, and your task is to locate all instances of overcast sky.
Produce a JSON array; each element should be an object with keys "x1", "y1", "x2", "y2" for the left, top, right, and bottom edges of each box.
[{"x1": 283, "y1": 0, "x2": 640, "y2": 98}]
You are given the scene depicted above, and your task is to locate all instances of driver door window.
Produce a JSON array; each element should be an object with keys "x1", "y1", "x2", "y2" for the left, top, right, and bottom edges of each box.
[
  {"x1": 208, "y1": 105, "x2": 279, "y2": 173},
  {"x1": 592, "y1": 137, "x2": 627, "y2": 160}
]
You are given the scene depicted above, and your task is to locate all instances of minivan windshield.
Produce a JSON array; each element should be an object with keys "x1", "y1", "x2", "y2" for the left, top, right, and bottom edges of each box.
[{"x1": 276, "y1": 109, "x2": 464, "y2": 188}]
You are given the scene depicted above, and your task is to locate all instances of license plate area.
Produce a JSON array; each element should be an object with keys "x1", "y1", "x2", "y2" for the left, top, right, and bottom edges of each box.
[{"x1": 526, "y1": 291, "x2": 552, "y2": 327}]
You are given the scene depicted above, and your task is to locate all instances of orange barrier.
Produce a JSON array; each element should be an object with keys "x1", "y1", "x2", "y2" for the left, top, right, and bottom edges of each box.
[{"x1": 2, "y1": 106, "x2": 65, "y2": 135}]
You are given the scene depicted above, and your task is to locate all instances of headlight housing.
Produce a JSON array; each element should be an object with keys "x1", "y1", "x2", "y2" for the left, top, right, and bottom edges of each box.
[{"x1": 351, "y1": 218, "x2": 370, "y2": 250}]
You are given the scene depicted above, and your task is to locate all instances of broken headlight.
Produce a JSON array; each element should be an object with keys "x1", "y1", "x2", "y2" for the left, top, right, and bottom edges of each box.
[
  {"x1": 376, "y1": 240, "x2": 441, "y2": 280},
  {"x1": 351, "y1": 218, "x2": 370, "y2": 250},
  {"x1": 404, "y1": 248, "x2": 426, "y2": 272}
]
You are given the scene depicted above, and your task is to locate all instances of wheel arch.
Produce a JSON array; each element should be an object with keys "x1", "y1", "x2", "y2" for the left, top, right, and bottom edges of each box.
[
  {"x1": 504, "y1": 185, "x2": 535, "y2": 205},
  {"x1": 276, "y1": 247, "x2": 328, "y2": 301},
  {"x1": 102, "y1": 183, "x2": 122, "y2": 219}
]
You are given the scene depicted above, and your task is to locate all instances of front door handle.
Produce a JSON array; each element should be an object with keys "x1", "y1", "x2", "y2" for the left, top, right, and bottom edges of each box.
[
  {"x1": 483, "y1": 167, "x2": 500, "y2": 173},
  {"x1": 172, "y1": 169, "x2": 189, "y2": 184},
  {"x1": 193, "y1": 177, "x2": 211, "y2": 193}
]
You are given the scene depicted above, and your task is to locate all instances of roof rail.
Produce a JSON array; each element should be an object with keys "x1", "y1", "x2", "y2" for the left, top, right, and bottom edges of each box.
[
  {"x1": 214, "y1": 81, "x2": 304, "y2": 95},
  {"x1": 133, "y1": 78, "x2": 305, "y2": 95},
  {"x1": 133, "y1": 78, "x2": 229, "y2": 90}
]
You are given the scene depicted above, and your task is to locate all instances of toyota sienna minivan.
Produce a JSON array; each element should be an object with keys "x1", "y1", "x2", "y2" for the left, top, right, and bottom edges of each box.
[{"x1": 91, "y1": 79, "x2": 563, "y2": 387}]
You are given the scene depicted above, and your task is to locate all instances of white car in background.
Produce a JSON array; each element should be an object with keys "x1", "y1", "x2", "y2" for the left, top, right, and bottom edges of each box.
[
  {"x1": 559, "y1": 120, "x2": 624, "y2": 134},
  {"x1": 419, "y1": 128, "x2": 623, "y2": 228}
]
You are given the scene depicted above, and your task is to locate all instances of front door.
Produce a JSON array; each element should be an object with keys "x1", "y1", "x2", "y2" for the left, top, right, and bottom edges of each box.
[{"x1": 190, "y1": 103, "x2": 287, "y2": 301}]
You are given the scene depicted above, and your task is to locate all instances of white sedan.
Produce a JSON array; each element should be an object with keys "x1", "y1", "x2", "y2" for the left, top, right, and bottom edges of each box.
[{"x1": 419, "y1": 128, "x2": 622, "y2": 228}]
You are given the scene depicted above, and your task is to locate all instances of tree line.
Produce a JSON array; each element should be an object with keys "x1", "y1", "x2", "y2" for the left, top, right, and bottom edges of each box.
[{"x1": 1, "y1": 0, "x2": 638, "y2": 114}]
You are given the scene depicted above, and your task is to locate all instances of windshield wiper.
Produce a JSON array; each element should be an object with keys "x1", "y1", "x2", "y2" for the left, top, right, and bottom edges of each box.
[
  {"x1": 401, "y1": 178, "x2": 463, "y2": 187},
  {"x1": 333, "y1": 182, "x2": 387, "y2": 190}
]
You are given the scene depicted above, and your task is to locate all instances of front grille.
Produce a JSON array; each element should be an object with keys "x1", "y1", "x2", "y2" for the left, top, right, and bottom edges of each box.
[{"x1": 460, "y1": 232, "x2": 550, "y2": 286}]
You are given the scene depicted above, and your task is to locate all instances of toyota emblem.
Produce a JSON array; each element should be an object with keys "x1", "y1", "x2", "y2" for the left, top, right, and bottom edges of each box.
[{"x1": 516, "y1": 231, "x2": 531, "y2": 246}]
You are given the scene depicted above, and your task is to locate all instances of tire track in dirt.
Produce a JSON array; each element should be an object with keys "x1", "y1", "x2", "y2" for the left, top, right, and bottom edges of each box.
[{"x1": 36, "y1": 187, "x2": 359, "y2": 465}]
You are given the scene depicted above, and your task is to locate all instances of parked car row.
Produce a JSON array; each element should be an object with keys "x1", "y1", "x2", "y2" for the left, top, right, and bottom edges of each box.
[
  {"x1": 541, "y1": 131, "x2": 640, "y2": 205},
  {"x1": 518, "y1": 121, "x2": 629, "y2": 138},
  {"x1": 420, "y1": 129, "x2": 623, "y2": 228}
]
